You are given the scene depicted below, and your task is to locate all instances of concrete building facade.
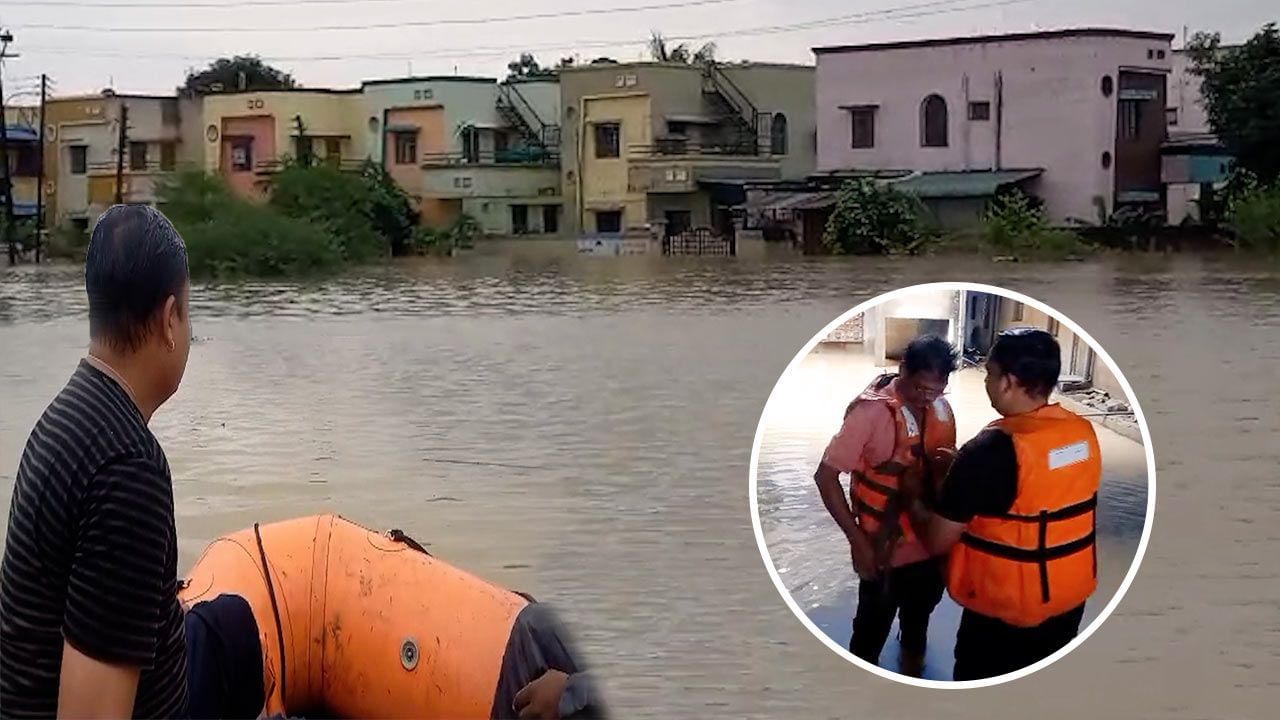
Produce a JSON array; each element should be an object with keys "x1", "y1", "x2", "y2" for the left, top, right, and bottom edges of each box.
[
  {"x1": 814, "y1": 29, "x2": 1175, "y2": 224},
  {"x1": 558, "y1": 61, "x2": 814, "y2": 238},
  {"x1": 361, "y1": 76, "x2": 562, "y2": 235}
]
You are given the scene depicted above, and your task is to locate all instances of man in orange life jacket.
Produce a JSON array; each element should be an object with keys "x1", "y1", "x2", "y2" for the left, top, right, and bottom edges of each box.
[
  {"x1": 814, "y1": 335, "x2": 959, "y2": 674},
  {"x1": 905, "y1": 327, "x2": 1102, "y2": 681}
]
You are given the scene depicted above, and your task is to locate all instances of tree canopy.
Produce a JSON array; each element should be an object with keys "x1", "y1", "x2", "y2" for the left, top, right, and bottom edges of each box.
[
  {"x1": 1187, "y1": 23, "x2": 1280, "y2": 184},
  {"x1": 648, "y1": 31, "x2": 716, "y2": 65},
  {"x1": 181, "y1": 55, "x2": 297, "y2": 95}
]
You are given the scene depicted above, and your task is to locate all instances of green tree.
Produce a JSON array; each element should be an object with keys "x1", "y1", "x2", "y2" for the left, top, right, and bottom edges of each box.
[
  {"x1": 822, "y1": 178, "x2": 935, "y2": 255},
  {"x1": 1187, "y1": 24, "x2": 1280, "y2": 184},
  {"x1": 506, "y1": 53, "x2": 559, "y2": 81},
  {"x1": 181, "y1": 55, "x2": 297, "y2": 95}
]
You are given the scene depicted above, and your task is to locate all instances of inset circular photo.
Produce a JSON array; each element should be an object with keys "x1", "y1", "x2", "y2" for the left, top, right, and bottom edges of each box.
[{"x1": 750, "y1": 282, "x2": 1155, "y2": 689}]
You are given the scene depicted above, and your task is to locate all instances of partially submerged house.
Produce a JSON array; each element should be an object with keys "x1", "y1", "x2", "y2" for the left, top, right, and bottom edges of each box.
[
  {"x1": 769, "y1": 28, "x2": 1176, "y2": 245},
  {"x1": 558, "y1": 61, "x2": 814, "y2": 242}
]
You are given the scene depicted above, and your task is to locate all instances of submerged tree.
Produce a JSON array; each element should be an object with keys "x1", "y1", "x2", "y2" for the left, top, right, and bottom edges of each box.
[
  {"x1": 1187, "y1": 24, "x2": 1280, "y2": 184},
  {"x1": 181, "y1": 55, "x2": 297, "y2": 95}
]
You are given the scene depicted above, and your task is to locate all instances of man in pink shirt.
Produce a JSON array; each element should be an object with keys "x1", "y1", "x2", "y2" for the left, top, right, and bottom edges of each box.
[{"x1": 814, "y1": 335, "x2": 959, "y2": 675}]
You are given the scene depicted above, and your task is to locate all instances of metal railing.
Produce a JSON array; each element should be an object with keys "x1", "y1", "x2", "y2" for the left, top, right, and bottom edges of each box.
[
  {"x1": 701, "y1": 63, "x2": 761, "y2": 150},
  {"x1": 628, "y1": 139, "x2": 768, "y2": 159},
  {"x1": 420, "y1": 147, "x2": 559, "y2": 167},
  {"x1": 252, "y1": 157, "x2": 367, "y2": 173},
  {"x1": 497, "y1": 83, "x2": 561, "y2": 152}
]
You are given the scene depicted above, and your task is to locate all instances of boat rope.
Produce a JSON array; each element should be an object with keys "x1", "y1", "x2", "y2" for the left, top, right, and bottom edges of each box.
[
  {"x1": 386, "y1": 528, "x2": 431, "y2": 556},
  {"x1": 253, "y1": 522, "x2": 287, "y2": 709}
]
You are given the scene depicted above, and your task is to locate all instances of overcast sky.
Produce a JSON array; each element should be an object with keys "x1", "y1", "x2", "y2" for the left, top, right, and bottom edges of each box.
[{"x1": 0, "y1": 0, "x2": 1271, "y2": 99}]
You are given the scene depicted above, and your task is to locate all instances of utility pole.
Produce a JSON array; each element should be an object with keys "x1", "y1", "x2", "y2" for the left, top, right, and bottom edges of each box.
[
  {"x1": 35, "y1": 73, "x2": 46, "y2": 263},
  {"x1": 114, "y1": 103, "x2": 128, "y2": 204},
  {"x1": 1, "y1": 30, "x2": 17, "y2": 266},
  {"x1": 293, "y1": 114, "x2": 308, "y2": 167}
]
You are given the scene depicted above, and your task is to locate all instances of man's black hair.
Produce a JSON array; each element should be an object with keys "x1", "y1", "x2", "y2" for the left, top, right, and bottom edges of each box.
[
  {"x1": 901, "y1": 334, "x2": 959, "y2": 378},
  {"x1": 85, "y1": 204, "x2": 189, "y2": 352},
  {"x1": 990, "y1": 327, "x2": 1061, "y2": 398}
]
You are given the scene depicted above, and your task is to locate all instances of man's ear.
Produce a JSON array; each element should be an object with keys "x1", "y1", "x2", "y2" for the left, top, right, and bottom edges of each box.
[{"x1": 162, "y1": 294, "x2": 179, "y2": 351}]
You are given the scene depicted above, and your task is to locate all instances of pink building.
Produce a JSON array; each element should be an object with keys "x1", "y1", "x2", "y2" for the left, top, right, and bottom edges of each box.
[{"x1": 813, "y1": 29, "x2": 1175, "y2": 224}]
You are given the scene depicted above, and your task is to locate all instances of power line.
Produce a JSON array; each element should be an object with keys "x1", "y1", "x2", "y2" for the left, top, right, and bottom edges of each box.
[
  {"x1": 13, "y1": 0, "x2": 749, "y2": 34},
  {"x1": 19, "y1": 0, "x2": 520, "y2": 7},
  {"x1": 16, "y1": 0, "x2": 1035, "y2": 63}
]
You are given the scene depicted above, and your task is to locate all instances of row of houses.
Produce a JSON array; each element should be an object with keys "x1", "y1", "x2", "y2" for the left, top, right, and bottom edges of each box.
[{"x1": 2, "y1": 26, "x2": 1225, "y2": 245}]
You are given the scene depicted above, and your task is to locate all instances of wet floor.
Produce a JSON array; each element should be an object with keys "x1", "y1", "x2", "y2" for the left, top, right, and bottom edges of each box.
[
  {"x1": 755, "y1": 346, "x2": 1150, "y2": 680},
  {"x1": 1, "y1": 242, "x2": 1277, "y2": 718}
]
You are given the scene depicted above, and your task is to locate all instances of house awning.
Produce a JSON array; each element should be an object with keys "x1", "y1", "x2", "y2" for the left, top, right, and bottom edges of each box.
[
  {"x1": 699, "y1": 180, "x2": 749, "y2": 206},
  {"x1": 385, "y1": 123, "x2": 420, "y2": 133},
  {"x1": 749, "y1": 190, "x2": 835, "y2": 212},
  {"x1": 888, "y1": 169, "x2": 1043, "y2": 198}
]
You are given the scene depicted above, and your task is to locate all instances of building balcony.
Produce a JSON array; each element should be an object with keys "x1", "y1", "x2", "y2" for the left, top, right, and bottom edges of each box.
[
  {"x1": 419, "y1": 148, "x2": 559, "y2": 168},
  {"x1": 626, "y1": 142, "x2": 781, "y2": 194},
  {"x1": 419, "y1": 162, "x2": 560, "y2": 200},
  {"x1": 252, "y1": 157, "x2": 367, "y2": 174}
]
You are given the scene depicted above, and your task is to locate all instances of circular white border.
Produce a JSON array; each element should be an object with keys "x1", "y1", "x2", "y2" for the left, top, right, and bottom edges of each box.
[{"x1": 747, "y1": 281, "x2": 1158, "y2": 690}]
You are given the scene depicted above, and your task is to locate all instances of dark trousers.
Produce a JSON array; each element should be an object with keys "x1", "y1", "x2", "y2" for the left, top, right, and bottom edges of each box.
[
  {"x1": 952, "y1": 603, "x2": 1086, "y2": 681},
  {"x1": 849, "y1": 558, "x2": 946, "y2": 665},
  {"x1": 185, "y1": 594, "x2": 265, "y2": 720}
]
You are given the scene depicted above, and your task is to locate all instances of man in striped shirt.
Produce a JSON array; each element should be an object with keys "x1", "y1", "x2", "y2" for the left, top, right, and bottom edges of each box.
[{"x1": 0, "y1": 205, "x2": 262, "y2": 718}]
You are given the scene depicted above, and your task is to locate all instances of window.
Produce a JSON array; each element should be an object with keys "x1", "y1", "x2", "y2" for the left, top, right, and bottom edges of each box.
[
  {"x1": 1166, "y1": 107, "x2": 1179, "y2": 127},
  {"x1": 230, "y1": 139, "x2": 253, "y2": 171},
  {"x1": 850, "y1": 107, "x2": 876, "y2": 149},
  {"x1": 921, "y1": 94, "x2": 949, "y2": 147},
  {"x1": 1156, "y1": 49, "x2": 1166, "y2": 60},
  {"x1": 324, "y1": 137, "x2": 341, "y2": 160},
  {"x1": 1012, "y1": 302, "x2": 1024, "y2": 322},
  {"x1": 160, "y1": 142, "x2": 176, "y2": 171},
  {"x1": 594, "y1": 122, "x2": 620, "y2": 159},
  {"x1": 666, "y1": 121, "x2": 689, "y2": 136},
  {"x1": 511, "y1": 204, "x2": 529, "y2": 234},
  {"x1": 1047, "y1": 317, "x2": 1061, "y2": 337},
  {"x1": 494, "y1": 132, "x2": 509, "y2": 153},
  {"x1": 70, "y1": 145, "x2": 88, "y2": 175},
  {"x1": 394, "y1": 132, "x2": 417, "y2": 165},
  {"x1": 129, "y1": 142, "x2": 148, "y2": 171},
  {"x1": 1119, "y1": 100, "x2": 1141, "y2": 141},
  {"x1": 770, "y1": 112, "x2": 788, "y2": 155},
  {"x1": 968, "y1": 101, "x2": 991, "y2": 121},
  {"x1": 161, "y1": 101, "x2": 180, "y2": 126},
  {"x1": 595, "y1": 210, "x2": 622, "y2": 233},
  {"x1": 461, "y1": 126, "x2": 480, "y2": 163},
  {"x1": 542, "y1": 205, "x2": 559, "y2": 234}
]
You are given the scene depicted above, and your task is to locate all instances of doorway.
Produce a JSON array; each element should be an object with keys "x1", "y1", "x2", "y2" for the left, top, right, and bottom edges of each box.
[{"x1": 511, "y1": 204, "x2": 529, "y2": 235}]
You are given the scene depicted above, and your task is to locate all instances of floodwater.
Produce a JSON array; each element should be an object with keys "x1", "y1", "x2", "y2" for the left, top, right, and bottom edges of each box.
[
  {"x1": 755, "y1": 347, "x2": 1150, "y2": 680},
  {"x1": 1, "y1": 242, "x2": 1277, "y2": 719}
]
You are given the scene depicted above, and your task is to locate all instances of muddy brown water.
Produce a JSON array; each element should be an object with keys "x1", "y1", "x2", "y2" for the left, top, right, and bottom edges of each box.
[{"x1": 1, "y1": 243, "x2": 1277, "y2": 718}]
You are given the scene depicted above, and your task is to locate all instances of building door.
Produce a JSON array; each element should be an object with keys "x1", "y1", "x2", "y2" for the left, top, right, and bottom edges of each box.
[
  {"x1": 1114, "y1": 70, "x2": 1167, "y2": 208},
  {"x1": 511, "y1": 204, "x2": 529, "y2": 234},
  {"x1": 665, "y1": 210, "x2": 692, "y2": 237},
  {"x1": 542, "y1": 205, "x2": 559, "y2": 235}
]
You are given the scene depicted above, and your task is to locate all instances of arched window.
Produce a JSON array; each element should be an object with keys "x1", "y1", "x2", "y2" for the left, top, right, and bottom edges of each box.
[
  {"x1": 920, "y1": 94, "x2": 948, "y2": 148},
  {"x1": 770, "y1": 112, "x2": 788, "y2": 155}
]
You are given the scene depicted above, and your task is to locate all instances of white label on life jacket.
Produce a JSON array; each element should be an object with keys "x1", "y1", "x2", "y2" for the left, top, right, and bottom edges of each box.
[
  {"x1": 899, "y1": 406, "x2": 920, "y2": 438},
  {"x1": 933, "y1": 398, "x2": 951, "y2": 422},
  {"x1": 1048, "y1": 441, "x2": 1090, "y2": 470}
]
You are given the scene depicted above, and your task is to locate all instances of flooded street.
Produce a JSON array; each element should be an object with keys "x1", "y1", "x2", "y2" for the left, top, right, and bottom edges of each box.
[
  {"x1": 2, "y1": 242, "x2": 1277, "y2": 718},
  {"x1": 756, "y1": 348, "x2": 1150, "y2": 680}
]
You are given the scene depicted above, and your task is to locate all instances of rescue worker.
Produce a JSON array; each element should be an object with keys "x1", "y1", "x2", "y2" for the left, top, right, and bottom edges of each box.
[
  {"x1": 905, "y1": 327, "x2": 1102, "y2": 681},
  {"x1": 814, "y1": 334, "x2": 959, "y2": 675}
]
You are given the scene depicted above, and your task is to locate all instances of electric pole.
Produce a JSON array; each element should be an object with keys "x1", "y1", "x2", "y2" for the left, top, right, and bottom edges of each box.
[
  {"x1": 35, "y1": 73, "x2": 46, "y2": 263},
  {"x1": 1, "y1": 30, "x2": 18, "y2": 266},
  {"x1": 114, "y1": 103, "x2": 128, "y2": 204},
  {"x1": 293, "y1": 114, "x2": 308, "y2": 167}
]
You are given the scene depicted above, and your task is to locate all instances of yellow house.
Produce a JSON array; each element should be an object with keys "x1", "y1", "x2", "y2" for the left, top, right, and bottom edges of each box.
[{"x1": 200, "y1": 89, "x2": 366, "y2": 200}]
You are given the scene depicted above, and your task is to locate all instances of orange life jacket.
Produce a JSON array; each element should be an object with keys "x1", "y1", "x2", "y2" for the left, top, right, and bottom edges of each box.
[
  {"x1": 946, "y1": 403, "x2": 1102, "y2": 628},
  {"x1": 848, "y1": 374, "x2": 956, "y2": 565}
]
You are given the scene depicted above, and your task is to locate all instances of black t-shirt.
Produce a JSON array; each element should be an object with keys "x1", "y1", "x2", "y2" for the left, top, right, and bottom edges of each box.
[
  {"x1": 0, "y1": 360, "x2": 188, "y2": 719},
  {"x1": 934, "y1": 427, "x2": 1019, "y2": 523}
]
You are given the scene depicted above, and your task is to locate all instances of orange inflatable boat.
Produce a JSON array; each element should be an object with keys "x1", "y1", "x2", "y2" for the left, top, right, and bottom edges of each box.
[{"x1": 179, "y1": 514, "x2": 585, "y2": 719}]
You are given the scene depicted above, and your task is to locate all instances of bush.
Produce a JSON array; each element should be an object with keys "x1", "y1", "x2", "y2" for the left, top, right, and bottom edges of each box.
[
  {"x1": 180, "y1": 203, "x2": 344, "y2": 278},
  {"x1": 822, "y1": 178, "x2": 936, "y2": 255},
  {"x1": 409, "y1": 214, "x2": 481, "y2": 256},
  {"x1": 45, "y1": 224, "x2": 90, "y2": 261},
  {"x1": 268, "y1": 159, "x2": 417, "y2": 260},
  {"x1": 982, "y1": 192, "x2": 1087, "y2": 259},
  {"x1": 156, "y1": 170, "x2": 345, "y2": 278},
  {"x1": 1227, "y1": 184, "x2": 1280, "y2": 254}
]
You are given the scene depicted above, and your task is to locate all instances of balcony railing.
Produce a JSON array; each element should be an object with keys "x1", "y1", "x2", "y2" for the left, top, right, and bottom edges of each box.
[
  {"x1": 628, "y1": 139, "x2": 766, "y2": 159},
  {"x1": 86, "y1": 160, "x2": 182, "y2": 175},
  {"x1": 253, "y1": 157, "x2": 367, "y2": 174},
  {"x1": 420, "y1": 147, "x2": 559, "y2": 167}
]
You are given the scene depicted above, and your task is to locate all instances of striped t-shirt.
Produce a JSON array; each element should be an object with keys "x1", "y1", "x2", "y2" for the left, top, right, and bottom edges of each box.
[{"x1": 0, "y1": 359, "x2": 188, "y2": 718}]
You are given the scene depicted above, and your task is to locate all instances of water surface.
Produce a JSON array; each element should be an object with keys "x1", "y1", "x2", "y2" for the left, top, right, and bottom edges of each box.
[{"x1": 1, "y1": 242, "x2": 1276, "y2": 718}]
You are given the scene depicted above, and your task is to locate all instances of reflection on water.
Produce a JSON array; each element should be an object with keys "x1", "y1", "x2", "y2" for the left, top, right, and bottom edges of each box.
[
  {"x1": 1, "y1": 242, "x2": 1277, "y2": 718},
  {"x1": 756, "y1": 348, "x2": 1149, "y2": 679}
]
